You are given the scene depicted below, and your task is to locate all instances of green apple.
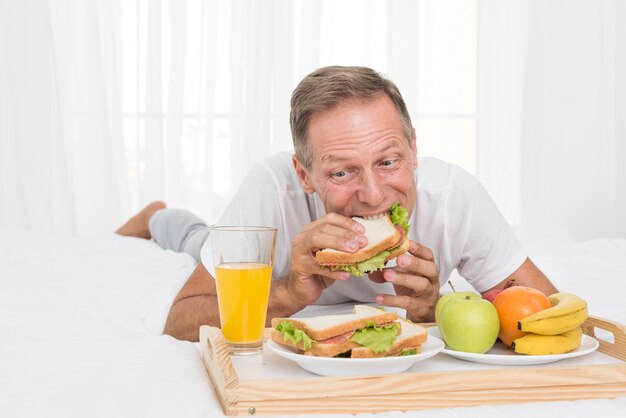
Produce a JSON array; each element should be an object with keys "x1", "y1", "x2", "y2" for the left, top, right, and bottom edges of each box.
[
  {"x1": 435, "y1": 291, "x2": 480, "y2": 323},
  {"x1": 436, "y1": 295, "x2": 500, "y2": 354}
]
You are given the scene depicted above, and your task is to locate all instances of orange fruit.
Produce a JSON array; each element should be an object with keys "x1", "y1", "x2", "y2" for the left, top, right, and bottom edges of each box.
[{"x1": 492, "y1": 286, "x2": 551, "y2": 347}]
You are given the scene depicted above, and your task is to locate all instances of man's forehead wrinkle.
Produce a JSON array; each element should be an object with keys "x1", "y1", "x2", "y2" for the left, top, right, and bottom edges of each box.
[
  {"x1": 317, "y1": 138, "x2": 405, "y2": 164},
  {"x1": 320, "y1": 153, "x2": 348, "y2": 164}
]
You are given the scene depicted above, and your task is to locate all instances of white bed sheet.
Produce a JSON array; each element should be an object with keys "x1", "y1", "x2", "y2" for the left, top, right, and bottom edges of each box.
[{"x1": 0, "y1": 230, "x2": 625, "y2": 418}]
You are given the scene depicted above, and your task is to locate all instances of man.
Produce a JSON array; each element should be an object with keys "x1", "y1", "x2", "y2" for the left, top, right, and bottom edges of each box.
[{"x1": 117, "y1": 66, "x2": 557, "y2": 342}]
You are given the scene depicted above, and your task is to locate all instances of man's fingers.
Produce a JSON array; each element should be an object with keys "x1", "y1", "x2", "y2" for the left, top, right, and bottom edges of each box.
[
  {"x1": 295, "y1": 232, "x2": 362, "y2": 255},
  {"x1": 395, "y1": 255, "x2": 439, "y2": 284},
  {"x1": 367, "y1": 270, "x2": 386, "y2": 283},
  {"x1": 375, "y1": 293, "x2": 436, "y2": 323},
  {"x1": 304, "y1": 212, "x2": 365, "y2": 234},
  {"x1": 317, "y1": 269, "x2": 351, "y2": 281},
  {"x1": 298, "y1": 219, "x2": 367, "y2": 254},
  {"x1": 408, "y1": 241, "x2": 434, "y2": 262},
  {"x1": 372, "y1": 242, "x2": 440, "y2": 324},
  {"x1": 383, "y1": 269, "x2": 433, "y2": 293}
]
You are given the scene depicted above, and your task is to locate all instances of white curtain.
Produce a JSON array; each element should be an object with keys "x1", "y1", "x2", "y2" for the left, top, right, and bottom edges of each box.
[
  {"x1": 478, "y1": 0, "x2": 626, "y2": 239},
  {"x1": 0, "y1": 0, "x2": 76, "y2": 233},
  {"x1": 4, "y1": 0, "x2": 623, "y2": 241},
  {"x1": 0, "y1": 0, "x2": 424, "y2": 235}
]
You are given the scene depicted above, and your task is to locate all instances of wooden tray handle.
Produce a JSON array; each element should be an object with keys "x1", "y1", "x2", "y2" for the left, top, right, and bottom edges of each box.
[
  {"x1": 199, "y1": 325, "x2": 239, "y2": 414},
  {"x1": 582, "y1": 316, "x2": 626, "y2": 361}
]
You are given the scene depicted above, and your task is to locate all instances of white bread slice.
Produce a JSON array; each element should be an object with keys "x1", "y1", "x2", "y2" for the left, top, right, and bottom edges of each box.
[
  {"x1": 271, "y1": 309, "x2": 398, "y2": 341},
  {"x1": 350, "y1": 305, "x2": 427, "y2": 358},
  {"x1": 315, "y1": 215, "x2": 403, "y2": 266}
]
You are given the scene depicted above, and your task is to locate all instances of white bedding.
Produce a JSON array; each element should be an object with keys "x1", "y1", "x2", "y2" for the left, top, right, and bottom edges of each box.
[{"x1": 1, "y1": 231, "x2": 625, "y2": 417}]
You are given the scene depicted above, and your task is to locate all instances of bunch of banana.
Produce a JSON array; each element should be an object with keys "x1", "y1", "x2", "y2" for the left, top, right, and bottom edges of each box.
[{"x1": 512, "y1": 293, "x2": 588, "y2": 355}]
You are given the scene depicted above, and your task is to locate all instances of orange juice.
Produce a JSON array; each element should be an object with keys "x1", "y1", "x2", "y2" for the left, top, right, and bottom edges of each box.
[{"x1": 215, "y1": 262, "x2": 272, "y2": 344}]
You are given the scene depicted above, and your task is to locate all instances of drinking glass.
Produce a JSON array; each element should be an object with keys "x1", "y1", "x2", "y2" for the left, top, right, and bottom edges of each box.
[{"x1": 209, "y1": 226, "x2": 277, "y2": 355}]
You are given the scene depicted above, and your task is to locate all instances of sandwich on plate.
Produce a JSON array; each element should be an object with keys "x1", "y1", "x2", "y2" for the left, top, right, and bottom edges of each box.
[
  {"x1": 271, "y1": 305, "x2": 427, "y2": 358},
  {"x1": 314, "y1": 203, "x2": 410, "y2": 277},
  {"x1": 350, "y1": 305, "x2": 428, "y2": 358}
]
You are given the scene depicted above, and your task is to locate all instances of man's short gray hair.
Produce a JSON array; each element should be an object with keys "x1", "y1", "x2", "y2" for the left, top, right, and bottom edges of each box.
[{"x1": 289, "y1": 66, "x2": 414, "y2": 169}]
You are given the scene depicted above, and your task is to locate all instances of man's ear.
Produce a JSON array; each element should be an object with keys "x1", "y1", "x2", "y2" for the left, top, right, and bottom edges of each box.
[{"x1": 292, "y1": 155, "x2": 316, "y2": 194}]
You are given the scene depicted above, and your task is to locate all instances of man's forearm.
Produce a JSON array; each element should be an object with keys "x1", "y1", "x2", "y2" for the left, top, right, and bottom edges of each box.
[
  {"x1": 164, "y1": 277, "x2": 310, "y2": 340},
  {"x1": 163, "y1": 294, "x2": 220, "y2": 342}
]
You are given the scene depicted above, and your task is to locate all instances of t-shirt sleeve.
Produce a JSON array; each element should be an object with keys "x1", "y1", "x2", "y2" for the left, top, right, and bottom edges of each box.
[
  {"x1": 455, "y1": 179, "x2": 527, "y2": 292},
  {"x1": 200, "y1": 163, "x2": 283, "y2": 276},
  {"x1": 214, "y1": 163, "x2": 284, "y2": 229}
]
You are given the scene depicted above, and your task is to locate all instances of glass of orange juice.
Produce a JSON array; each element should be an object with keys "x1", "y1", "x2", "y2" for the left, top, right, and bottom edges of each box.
[{"x1": 209, "y1": 226, "x2": 277, "y2": 355}]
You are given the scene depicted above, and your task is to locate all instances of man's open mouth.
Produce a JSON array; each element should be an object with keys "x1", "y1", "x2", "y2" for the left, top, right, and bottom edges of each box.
[{"x1": 362, "y1": 212, "x2": 387, "y2": 220}]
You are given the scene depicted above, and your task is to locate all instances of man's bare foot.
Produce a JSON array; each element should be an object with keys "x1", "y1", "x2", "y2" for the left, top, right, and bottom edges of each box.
[{"x1": 115, "y1": 201, "x2": 167, "y2": 239}]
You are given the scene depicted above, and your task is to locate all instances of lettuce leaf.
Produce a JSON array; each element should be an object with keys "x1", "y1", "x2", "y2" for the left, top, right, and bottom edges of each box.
[
  {"x1": 275, "y1": 320, "x2": 315, "y2": 350},
  {"x1": 355, "y1": 250, "x2": 390, "y2": 275},
  {"x1": 399, "y1": 348, "x2": 418, "y2": 356},
  {"x1": 349, "y1": 322, "x2": 400, "y2": 353},
  {"x1": 333, "y1": 250, "x2": 390, "y2": 277},
  {"x1": 390, "y1": 202, "x2": 410, "y2": 234},
  {"x1": 333, "y1": 264, "x2": 362, "y2": 276}
]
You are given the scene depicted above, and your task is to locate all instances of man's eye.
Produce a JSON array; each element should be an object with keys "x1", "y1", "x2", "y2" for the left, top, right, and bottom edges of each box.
[
  {"x1": 379, "y1": 159, "x2": 395, "y2": 167},
  {"x1": 331, "y1": 169, "x2": 356, "y2": 182}
]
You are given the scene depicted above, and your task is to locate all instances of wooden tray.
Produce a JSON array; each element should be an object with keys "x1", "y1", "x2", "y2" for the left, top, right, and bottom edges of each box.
[{"x1": 200, "y1": 316, "x2": 626, "y2": 416}]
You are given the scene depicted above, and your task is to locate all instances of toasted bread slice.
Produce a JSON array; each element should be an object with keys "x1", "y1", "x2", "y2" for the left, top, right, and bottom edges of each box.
[
  {"x1": 271, "y1": 309, "x2": 398, "y2": 341},
  {"x1": 385, "y1": 237, "x2": 410, "y2": 261},
  {"x1": 350, "y1": 305, "x2": 427, "y2": 358},
  {"x1": 315, "y1": 215, "x2": 403, "y2": 266}
]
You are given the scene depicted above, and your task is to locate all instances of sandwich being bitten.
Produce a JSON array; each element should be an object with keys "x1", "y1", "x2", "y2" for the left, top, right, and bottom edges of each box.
[
  {"x1": 315, "y1": 203, "x2": 410, "y2": 277},
  {"x1": 271, "y1": 305, "x2": 427, "y2": 358}
]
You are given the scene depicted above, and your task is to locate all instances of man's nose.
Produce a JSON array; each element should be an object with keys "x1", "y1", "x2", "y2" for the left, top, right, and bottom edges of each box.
[{"x1": 356, "y1": 170, "x2": 385, "y2": 207}]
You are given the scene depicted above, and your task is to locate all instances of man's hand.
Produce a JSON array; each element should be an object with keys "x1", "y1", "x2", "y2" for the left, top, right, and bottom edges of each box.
[
  {"x1": 371, "y1": 241, "x2": 440, "y2": 322},
  {"x1": 286, "y1": 213, "x2": 368, "y2": 310}
]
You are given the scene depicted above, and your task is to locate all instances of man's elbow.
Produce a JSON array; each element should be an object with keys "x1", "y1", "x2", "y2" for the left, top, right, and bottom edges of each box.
[
  {"x1": 163, "y1": 317, "x2": 197, "y2": 342},
  {"x1": 162, "y1": 302, "x2": 196, "y2": 341},
  {"x1": 162, "y1": 296, "x2": 220, "y2": 342}
]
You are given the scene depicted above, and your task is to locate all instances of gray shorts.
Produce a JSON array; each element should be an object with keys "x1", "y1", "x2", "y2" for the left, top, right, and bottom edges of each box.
[{"x1": 149, "y1": 208, "x2": 210, "y2": 262}]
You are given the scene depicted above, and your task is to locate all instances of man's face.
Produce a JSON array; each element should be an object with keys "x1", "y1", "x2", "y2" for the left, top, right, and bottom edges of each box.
[{"x1": 294, "y1": 94, "x2": 418, "y2": 218}]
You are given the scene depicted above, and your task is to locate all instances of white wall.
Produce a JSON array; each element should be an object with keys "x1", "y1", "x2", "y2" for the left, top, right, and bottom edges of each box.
[{"x1": 478, "y1": 0, "x2": 626, "y2": 239}]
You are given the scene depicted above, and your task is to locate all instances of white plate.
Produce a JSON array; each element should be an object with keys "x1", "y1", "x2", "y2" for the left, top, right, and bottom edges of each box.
[
  {"x1": 266, "y1": 335, "x2": 445, "y2": 377},
  {"x1": 429, "y1": 328, "x2": 599, "y2": 366}
]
